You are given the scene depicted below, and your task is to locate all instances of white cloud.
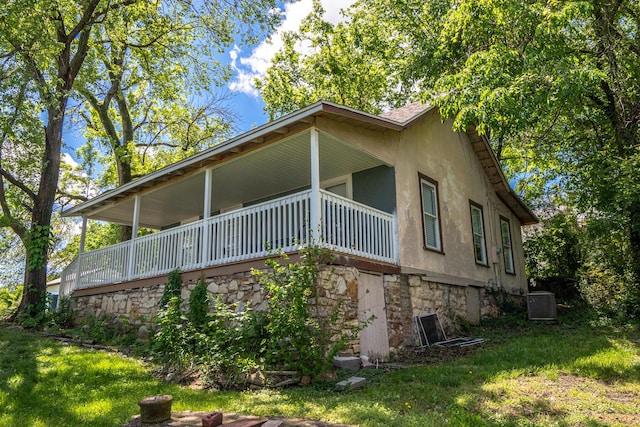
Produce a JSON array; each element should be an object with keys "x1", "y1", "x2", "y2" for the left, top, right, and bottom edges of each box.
[
  {"x1": 228, "y1": 0, "x2": 357, "y2": 98},
  {"x1": 62, "y1": 153, "x2": 79, "y2": 169}
]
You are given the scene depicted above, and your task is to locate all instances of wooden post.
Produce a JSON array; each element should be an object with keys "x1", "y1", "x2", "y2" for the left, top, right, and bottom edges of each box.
[
  {"x1": 74, "y1": 216, "x2": 88, "y2": 290},
  {"x1": 202, "y1": 168, "x2": 212, "y2": 265},
  {"x1": 310, "y1": 128, "x2": 321, "y2": 244},
  {"x1": 127, "y1": 195, "x2": 141, "y2": 280}
]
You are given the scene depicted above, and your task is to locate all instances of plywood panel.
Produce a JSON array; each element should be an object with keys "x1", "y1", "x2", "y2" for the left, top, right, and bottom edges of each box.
[{"x1": 358, "y1": 272, "x2": 390, "y2": 358}]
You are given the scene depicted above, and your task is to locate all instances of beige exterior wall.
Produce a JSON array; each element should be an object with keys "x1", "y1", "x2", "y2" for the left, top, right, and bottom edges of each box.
[{"x1": 317, "y1": 111, "x2": 528, "y2": 296}]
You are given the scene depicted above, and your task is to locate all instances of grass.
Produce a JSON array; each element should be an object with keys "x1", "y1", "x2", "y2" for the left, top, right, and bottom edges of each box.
[{"x1": 1, "y1": 308, "x2": 639, "y2": 426}]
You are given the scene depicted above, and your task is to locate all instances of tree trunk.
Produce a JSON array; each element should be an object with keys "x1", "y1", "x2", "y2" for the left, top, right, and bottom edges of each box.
[
  {"x1": 14, "y1": 102, "x2": 65, "y2": 320},
  {"x1": 630, "y1": 206, "x2": 640, "y2": 287}
]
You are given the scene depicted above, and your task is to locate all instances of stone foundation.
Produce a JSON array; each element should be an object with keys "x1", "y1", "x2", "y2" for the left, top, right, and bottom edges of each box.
[{"x1": 72, "y1": 265, "x2": 503, "y2": 354}]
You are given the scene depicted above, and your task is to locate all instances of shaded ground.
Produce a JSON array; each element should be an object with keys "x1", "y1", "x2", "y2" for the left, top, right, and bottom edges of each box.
[{"x1": 392, "y1": 343, "x2": 478, "y2": 366}]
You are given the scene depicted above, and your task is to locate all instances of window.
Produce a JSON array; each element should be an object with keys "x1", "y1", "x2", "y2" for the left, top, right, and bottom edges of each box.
[
  {"x1": 500, "y1": 217, "x2": 515, "y2": 274},
  {"x1": 321, "y1": 175, "x2": 352, "y2": 199},
  {"x1": 469, "y1": 201, "x2": 487, "y2": 265},
  {"x1": 419, "y1": 174, "x2": 442, "y2": 251}
]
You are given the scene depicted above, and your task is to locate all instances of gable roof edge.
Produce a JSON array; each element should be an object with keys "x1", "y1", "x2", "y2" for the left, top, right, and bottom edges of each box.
[{"x1": 466, "y1": 126, "x2": 538, "y2": 225}]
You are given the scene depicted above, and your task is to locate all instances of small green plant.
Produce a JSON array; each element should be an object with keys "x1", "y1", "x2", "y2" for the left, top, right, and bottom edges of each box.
[
  {"x1": 51, "y1": 296, "x2": 74, "y2": 328},
  {"x1": 160, "y1": 269, "x2": 182, "y2": 307},
  {"x1": 154, "y1": 295, "x2": 192, "y2": 367},
  {"x1": 189, "y1": 277, "x2": 209, "y2": 329},
  {"x1": 16, "y1": 285, "x2": 50, "y2": 328},
  {"x1": 0, "y1": 285, "x2": 22, "y2": 319}
]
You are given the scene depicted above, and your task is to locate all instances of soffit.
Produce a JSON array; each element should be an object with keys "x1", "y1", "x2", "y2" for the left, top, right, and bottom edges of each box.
[{"x1": 85, "y1": 130, "x2": 386, "y2": 229}]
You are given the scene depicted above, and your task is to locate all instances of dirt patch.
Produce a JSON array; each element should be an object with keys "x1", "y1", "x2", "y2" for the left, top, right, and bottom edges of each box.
[{"x1": 393, "y1": 344, "x2": 478, "y2": 366}]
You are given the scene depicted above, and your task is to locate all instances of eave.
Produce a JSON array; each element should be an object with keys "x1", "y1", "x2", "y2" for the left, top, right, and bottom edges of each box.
[
  {"x1": 62, "y1": 101, "x2": 405, "y2": 219},
  {"x1": 466, "y1": 126, "x2": 538, "y2": 225}
]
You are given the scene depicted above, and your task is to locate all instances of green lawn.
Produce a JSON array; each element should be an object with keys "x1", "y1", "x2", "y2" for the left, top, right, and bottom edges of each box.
[{"x1": 1, "y1": 311, "x2": 639, "y2": 427}]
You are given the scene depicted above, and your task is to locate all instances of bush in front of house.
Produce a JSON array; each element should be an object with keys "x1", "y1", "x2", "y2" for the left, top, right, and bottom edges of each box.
[{"x1": 152, "y1": 246, "x2": 355, "y2": 389}]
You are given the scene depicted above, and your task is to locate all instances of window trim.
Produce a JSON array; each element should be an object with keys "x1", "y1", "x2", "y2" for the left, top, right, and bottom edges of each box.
[
  {"x1": 321, "y1": 174, "x2": 353, "y2": 199},
  {"x1": 500, "y1": 216, "x2": 516, "y2": 275},
  {"x1": 418, "y1": 173, "x2": 443, "y2": 253},
  {"x1": 469, "y1": 200, "x2": 488, "y2": 266}
]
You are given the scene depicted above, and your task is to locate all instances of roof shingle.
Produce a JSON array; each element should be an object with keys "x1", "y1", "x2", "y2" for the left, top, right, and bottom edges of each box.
[{"x1": 379, "y1": 102, "x2": 432, "y2": 123}]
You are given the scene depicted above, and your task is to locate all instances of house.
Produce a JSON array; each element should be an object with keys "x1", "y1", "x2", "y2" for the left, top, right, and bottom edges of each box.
[{"x1": 60, "y1": 101, "x2": 537, "y2": 357}]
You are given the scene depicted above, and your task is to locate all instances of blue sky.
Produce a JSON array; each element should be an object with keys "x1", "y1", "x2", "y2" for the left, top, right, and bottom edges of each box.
[{"x1": 62, "y1": 0, "x2": 357, "y2": 163}]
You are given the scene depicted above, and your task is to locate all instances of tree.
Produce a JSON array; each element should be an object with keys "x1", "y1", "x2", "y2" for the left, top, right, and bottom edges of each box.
[
  {"x1": 73, "y1": 2, "x2": 234, "y2": 241},
  {"x1": 0, "y1": 0, "x2": 288, "y2": 323},
  {"x1": 258, "y1": 0, "x2": 640, "y2": 305},
  {"x1": 257, "y1": 0, "x2": 416, "y2": 119}
]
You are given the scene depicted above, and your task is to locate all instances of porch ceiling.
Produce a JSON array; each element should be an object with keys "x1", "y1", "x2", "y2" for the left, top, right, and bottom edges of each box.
[{"x1": 86, "y1": 129, "x2": 387, "y2": 229}]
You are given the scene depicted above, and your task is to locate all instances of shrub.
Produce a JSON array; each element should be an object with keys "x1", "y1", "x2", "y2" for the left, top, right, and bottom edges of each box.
[
  {"x1": 252, "y1": 245, "x2": 349, "y2": 378},
  {"x1": 0, "y1": 285, "x2": 22, "y2": 319},
  {"x1": 51, "y1": 296, "x2": 74, "y2": 328},
  {"x1": 160, "y1": 269, "x2": 182, "y2": 308},
  {"x1": 189, "y1": 277, "x2": 209, "y2": 330},
  {"x1": 154, "y1": 295, "x2": 193, "y2": 368},
  {"x1": 152, "y1": 245, "x2": 357, "y2": 388}
]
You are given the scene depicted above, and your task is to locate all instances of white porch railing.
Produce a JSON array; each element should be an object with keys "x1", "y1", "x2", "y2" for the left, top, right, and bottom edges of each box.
[{"x1": 60, "y1": 189, "x2": 397, "y2": 296}]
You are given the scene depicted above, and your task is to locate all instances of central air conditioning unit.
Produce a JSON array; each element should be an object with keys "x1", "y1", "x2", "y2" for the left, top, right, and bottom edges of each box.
[{"x1": 527, "y1": 291, "x2": 557, "y2": 320}]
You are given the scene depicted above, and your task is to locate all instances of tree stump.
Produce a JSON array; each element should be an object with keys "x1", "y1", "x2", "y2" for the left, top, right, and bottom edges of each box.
[{"x1": 138, "y1": 395, "x2": 173, "y2": 424}]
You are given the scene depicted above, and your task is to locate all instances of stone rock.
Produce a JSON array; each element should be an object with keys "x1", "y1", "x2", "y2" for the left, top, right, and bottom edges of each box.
[
  {"x1": 336, "y1": 376, "x2": 367, "y2": 391},
  {"x1": 248, "y1": 370, "x2": 266, "y2": 386},
  {"x1": 300, "y1": 375, "x2": 312, "y2": 386},
  {"x1": 332, "y1": 356, "x2": 360, "y2": 372},
  {"x1": 335, "y1": 276, "x2": 346, "y2": 294},
  {"x1": 138, "y1": 325, "x2": 150, "y2": 341}
]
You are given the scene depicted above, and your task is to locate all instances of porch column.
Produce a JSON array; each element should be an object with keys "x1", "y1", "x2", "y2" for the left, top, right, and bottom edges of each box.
[
  {"x1": 74, "y1": 215, "x2": 88, "y2": 290},
  {"x1": 127, "y1": 195, "x2": 141, "y2": 280},
  {"x1": 201, "y1": 168, "x2": 213, "y2": 265},
  {"x1": 78, "y1": 216, "x2": 87, "y2": 254},
  {"x1": 310, "y1": 128, "x2": 321, "y2": 243}
]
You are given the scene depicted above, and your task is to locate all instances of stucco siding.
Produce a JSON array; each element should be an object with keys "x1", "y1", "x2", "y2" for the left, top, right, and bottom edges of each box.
[{"x1": 317, "y1": 110, "x2": 528, "y2": 294}]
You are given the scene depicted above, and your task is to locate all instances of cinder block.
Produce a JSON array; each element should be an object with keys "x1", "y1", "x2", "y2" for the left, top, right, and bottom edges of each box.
[
  {"x1": 333, "y1": 356, "x2": 360, "y2": 371},
  {"x1": 262, "y1": 420, "x2": 285, "y2": 427}
]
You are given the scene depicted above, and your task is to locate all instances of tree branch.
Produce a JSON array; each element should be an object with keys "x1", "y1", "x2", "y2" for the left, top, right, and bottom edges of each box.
[
  {"x1": 0, "y1": 167, "x2": 37, "y2": 202},
  {"x1": 56, "y1": 189, "x2": 89, "y2": 203}
]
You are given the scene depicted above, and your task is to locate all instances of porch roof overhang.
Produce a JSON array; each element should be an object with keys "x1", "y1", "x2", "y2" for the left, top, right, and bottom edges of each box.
[
  {"x1": 62, "y1": 102, "x2": 399, "y2": 228},
  {"x1": 61, "y1": 100, "x2": 537, "y2": 227}
]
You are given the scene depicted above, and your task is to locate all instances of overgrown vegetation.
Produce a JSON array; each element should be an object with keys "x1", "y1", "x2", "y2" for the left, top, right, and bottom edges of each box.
[
  {"x1": 1, "y1": 304, "x2": 638, "y2": 427},
  {"x1": 152, "y1": 247, "x2": 356, "y2": 389},
  {"x1": 0, "y1": 286, "x2": 21, "y2": 319},
  {"x1": 525, "y1": 210, "x2": 640, "y2": 320}
]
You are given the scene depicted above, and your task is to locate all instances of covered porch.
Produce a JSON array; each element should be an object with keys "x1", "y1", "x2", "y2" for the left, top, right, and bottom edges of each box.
[{"x1": 60, "y1": 124, "x2": 399, "y2": 297}]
